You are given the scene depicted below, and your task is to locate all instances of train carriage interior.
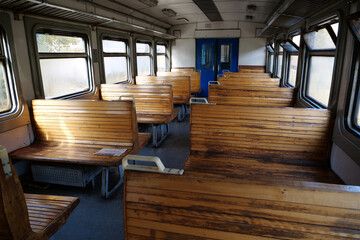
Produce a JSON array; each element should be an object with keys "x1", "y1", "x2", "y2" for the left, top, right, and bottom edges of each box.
[{"x1": 1, "y1": 0, "x2": 360, "y2": 239}]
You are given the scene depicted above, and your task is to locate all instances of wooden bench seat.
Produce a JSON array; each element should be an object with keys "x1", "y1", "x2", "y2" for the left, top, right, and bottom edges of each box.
[
  {"x1": 135, "y1": 75, "x2": 191, "y2": 121},
  {"x1": 1, "y1": 146, "x2": 79, "y2": 240},
  {"x1": 171, "y1": 67, "x2": 195, "y2": 72},
  {"x1": 124, "y1": 171, "x2": 360, "y2": 239},
  {"x1": 157, "y1": 71, "x2": 201, "y2": 94},
  {"x1": 122, "y1": 103, "x2": 355, "y2": 239},
  {"x1": 101, "y1": 84, "x2": 179, "y2": 147},
  {"x1": 209, "y1": 84, "x2": 295, "y2": 107},
  {"x1": 10, "y1": 100, "x2": 150, "y2": 198}
]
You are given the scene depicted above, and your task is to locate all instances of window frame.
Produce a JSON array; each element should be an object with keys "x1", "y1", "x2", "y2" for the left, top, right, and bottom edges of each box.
[
  {"x1": 155, "y1": 40, "x2": 169, "y2": 72},
  {"x1": 0, "y1": 13, "x2": 29, "y2": 133},
  {"x1": 276, "y1": 43, "x2": 284, "y2": 78},
  {"x1": 98, "y1": 29, "x2": 131, "y2": 84},
  {"x1": 266, "y1": 44, "x2": 275, "y2": 74},
  {"x1": 25, "y1": 17, "x2": 95, "y2": 99},
  {"x1": 282, "y1": 37, "x2": 300, "y2": 88},
  {"x1": 134, "y1": 35, "x2": 154, "y2": 77},
  {"x1": 301, "y1": 19, "x2": 339, "y2": 109}
]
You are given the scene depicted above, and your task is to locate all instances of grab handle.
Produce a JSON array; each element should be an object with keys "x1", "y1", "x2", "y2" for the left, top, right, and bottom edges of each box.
[{"x1": 122, "y1": 155, "x2": 184, "y2": 175}]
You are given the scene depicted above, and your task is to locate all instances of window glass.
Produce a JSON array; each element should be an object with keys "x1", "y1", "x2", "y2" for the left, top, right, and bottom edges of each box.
[
  {"x1": 277, "y1": 55, "x2": 283, "y2": 78},
  {"x1": 136, "y1": 43, "x2": 150, "y2": 53},
  {"x1": 40, "y1": 58, "x2": 89, "y2": 98},
  {"x1": 269, "y1": 55, "x2": 274, "y2": 73},
  {"x1": 303, "y1": 27, "x2": 336, "y2": 50},
  {"x1": 36, "y1": 32, "x2": 91, "y2": 98},
  {"x1": 279, "y1": 46, "x2": 283, "y2": 53},
  {"x1": 292, "y1": 35, "x2": 300, "y2": 47},
  {"x1": 36, "y1": 34, "x2": 85, "y2": 53},
  {"x1": 0, "y1": 62, "x2": 10, "y2": 112},
  {"x1": 266, "y1": 45, "x2": 274, "y2": 53},
  {"x1": 103, "y1": 39, "x2": 126, "y2": 53},
  {"x1": 157, "y1": 55, "x2": 166, "y2": 72},
  {"x1": 157, "y1": 45, "x2": 166, "y2": 54},
  {"x1": 306, "y1": 56, "x2": 335, "y2": 107},
  {"x1": 331, "y1": 22, "x2": 339, "y2": 36},
  {"x1": 220, "y1": 44, "x2": 230, "y2": 63},
  {"x1": 104, "y1": 57, "x2": 127, "y2": 83},
  {"x1": 287, "y1": 55, "x2": 298, "y2": 87},
  {"x1": 281, "y1": 42, "x2": 298, "y2": 52},
  {"x1": 201, "y1": 43, "x2": 213, "y2": 70},
  {"x1": 137, "y1": 56, "x2": 150, "y2": 76}
]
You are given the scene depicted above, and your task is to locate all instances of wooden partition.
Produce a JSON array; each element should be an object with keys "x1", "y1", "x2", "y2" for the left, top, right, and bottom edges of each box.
[
  {"x1": 171, "y1": 67, "x2": 195, "y2": 72},
  {"x1": 157, "y1": 71, "x2": 201, "y2": 94},
  {"x1": 136, "y1": 76, "x2": 190, "y2": 104},
  {"x1": 223, "y1": 72, "x2": 271, "y2": 78},
  {"x1": 209, "y1": 84, "x2": 295, "y2": 107}
]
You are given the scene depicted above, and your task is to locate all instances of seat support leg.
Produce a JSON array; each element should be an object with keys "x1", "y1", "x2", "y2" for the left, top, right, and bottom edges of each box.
[
  {"x1": 177, "y1": 105, "x2": 186, "y2": 122},
  {"x1": 152, "y1": 123, "x2": 170, "y2": 147},
  {"x1": 101, "y1": 165, "x2": 123, "y2": 199}
]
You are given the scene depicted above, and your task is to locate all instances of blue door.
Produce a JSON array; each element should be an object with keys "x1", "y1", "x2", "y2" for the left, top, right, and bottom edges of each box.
[
  {"x1": 196, "y1": 38, "x2": 239, "y2": 97},
  {"x1": 196, "y1": 39, "x2": 216, "y2": 97},
  {"x1": 217, "y1": 38, "x2": 239, "y2": 75}
]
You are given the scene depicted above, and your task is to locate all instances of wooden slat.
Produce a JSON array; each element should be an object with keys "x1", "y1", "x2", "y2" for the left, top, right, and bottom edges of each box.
[
  {"x1": 135, "y1": 76, "x2": 191, "y2": 104},
  {"x1": 208, "y1": 85, "x2": 295, "y2": 107}
]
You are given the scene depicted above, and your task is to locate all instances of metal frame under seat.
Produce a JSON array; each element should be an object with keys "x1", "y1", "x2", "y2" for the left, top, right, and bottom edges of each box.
[
  {"x1": 101, "y1": 165, "x2": 123, "y2": 199},
  {"x1": 152, "y1": 123, "x2": 170, "y2": 148}
]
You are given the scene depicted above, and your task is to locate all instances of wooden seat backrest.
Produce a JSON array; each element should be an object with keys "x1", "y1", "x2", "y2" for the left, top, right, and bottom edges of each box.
[
  {"x1": 223, "y1": 72, "x2": 271, "y2": 78},
  {"x1": 32, "y1": 99, "x2": 138, "y2": 148},
  {"x1": 124, "y1": 170, "x2": 360, "y2": 239},
  {"x1": 100, "y1": 84, "x2": 173, "y2": 115},
  {"x1": 0, "y1": 146, "x2": 32, "y2": 240},
  {"x1": 190, "y1": 104, "x2": 331, "y2": 161},
  {"x1": 72, "y1": 87, "x2": 100, "y2": 100},
  {"x1": 171, "y1": 67, "x2": 195, "y2": 72},
  {"x1": 135, "y1": 76, "x2": 190, "y2": 104},
  {"x1": 218, "y1": 77, "x2": 280, "y2": 87},
  {"x1": 157, "y1": 71, "x2": 201, "y2": 94},
  {"x1": 209, "y1": 84, "x2": 295, "y2": 107}
]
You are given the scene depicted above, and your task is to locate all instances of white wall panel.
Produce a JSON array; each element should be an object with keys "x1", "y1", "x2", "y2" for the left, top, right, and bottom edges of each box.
[
  {"x1": 171, "y1": 39, "x2": 196, "y2": 68},
  {"x1": 238, "y1": 38, "x2": 266, "y2": 66}
]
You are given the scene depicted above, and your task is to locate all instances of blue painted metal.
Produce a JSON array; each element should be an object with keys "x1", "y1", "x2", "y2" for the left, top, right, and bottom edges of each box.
[
  {"x1": 177, "y1": 104, "x2": 187, "y2": 121},
  {"x1": 101, "y1": 165, "x2": 123, "y2": 198},
  {"x1": 196, "y1": 38, "x2": 239, "y2": 97},
  {"x1": 152, "y1": 123, "x2": 170, "y2": 147},
  {"x1": 217, "y1": 38, "x2": 239, "y2": 75},
  {"x1": 196, "y1": 39, "x2": 216, "y2": 97}
]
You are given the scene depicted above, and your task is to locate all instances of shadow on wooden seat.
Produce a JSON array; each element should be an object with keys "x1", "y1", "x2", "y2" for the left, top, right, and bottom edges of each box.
[{"x1": 0, "y1": 145, "x2": 79, "y2": 240}]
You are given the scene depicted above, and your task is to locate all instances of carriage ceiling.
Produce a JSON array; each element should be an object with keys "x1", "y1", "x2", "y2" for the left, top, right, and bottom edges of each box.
[{"x1": 0, "y1": 0, "x2": 343, "y2": 38}]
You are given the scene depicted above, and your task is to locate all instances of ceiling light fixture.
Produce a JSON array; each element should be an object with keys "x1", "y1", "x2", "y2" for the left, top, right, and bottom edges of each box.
[
  {"x1": 137, "y1": 0, "x2": 158, "y2": 7},
  {"x1": 246, "y1": 15, "x2": 254, "y2": 21},
  {"x1": 162, "y1": 8, "x2": 177, "y2": 17},
  {"x1": 247, "y1": 4, "x2": 257, "y2": 13},
  {"x1": 177, "y1": 17, "x2": 189, "y2": 23}
]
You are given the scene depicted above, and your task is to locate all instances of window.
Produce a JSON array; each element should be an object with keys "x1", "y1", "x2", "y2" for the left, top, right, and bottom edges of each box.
[
  {"x1": 282, "y1": 35, "x2": 300, "y2": 87},
  {"x1": 220, "y1": 44, "x2": 230, "y2": 63},
  {"x1": 303, "y1": 21, "x2": 338, "y2": 107},
  {"x1": 0, "y1": 26, "x2": 17, "y2": 115},
  {"x1": 102, "y1": 38, "x2": 128, "y2": 83},
  {"x1": 36, "y1": 32, "x2": 92, "y2": 98},
  {"x1": 136, "y1": 42, "x2": 152, "y2": 76},
  {"x1": 277, "y1": 46, "x2": 283, "y2": 78},
  {"x1": 266, "y1": 45, "x2": 274, "y2": 74},
  {"x1": 156, "y1": 44, "x2": 166, "y2": 72}
]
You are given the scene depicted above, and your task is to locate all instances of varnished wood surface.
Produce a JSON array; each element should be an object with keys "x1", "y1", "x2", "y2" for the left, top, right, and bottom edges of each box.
[
  {"x1": 238, "y1": 66, "x2": 266, "y2": 72},
  {"x1": 0, "y1": 153, "x2": 79, "y2": 240},
  {"x1": 135, "y1": 76, "x2": 191, "y2": 104},
  {"x1": 124, "y1": 171, "x2": 360, "y2": 239},
  {"x1": 10, "y1": 100, "x2": 150, "y2": 166},
  {"x1": 209, "y1": 84, "x2": 295, "y2": 107},
  {"x1": 218, "y1": 77, "x2": 280, "y2": 87},
  {"x1": 190, "y1": 104, "x2": 331, "y2": 159},
  {"x1": 72, "y1": 87, "x2": 100, "y2": 100},
  {"x1": 223, "y1": 72, "x2": 271, "y2": 78},
  {"x1": 25, "y1": 194, "x2": 79, "y2": 237},
  {"x1": 171, "y1": 67, "x2": 195, "y2": 72},
  {"x1": 157, "y1": 71, "x2": 201, "y2": 94},
  {"x1": 184, "y1": 151, "x2": 341, "y2": 184},
  {"x1": 101, "y1": 84, "x2": 178, "y2": 124}
]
